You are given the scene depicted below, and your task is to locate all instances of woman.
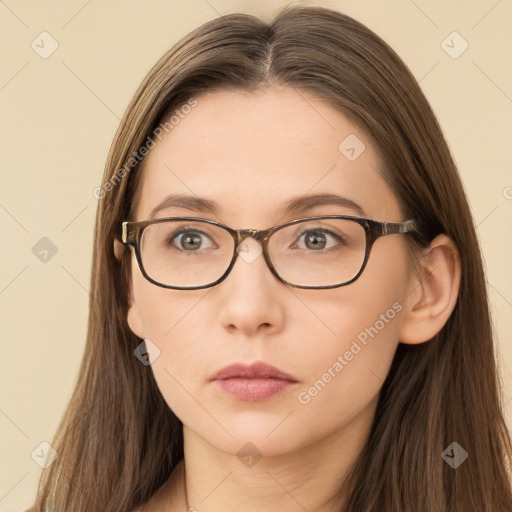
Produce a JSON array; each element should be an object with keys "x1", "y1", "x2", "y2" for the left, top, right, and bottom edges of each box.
[{"x1": 30, "y1": 5, "x2": 512, "y2": 511}]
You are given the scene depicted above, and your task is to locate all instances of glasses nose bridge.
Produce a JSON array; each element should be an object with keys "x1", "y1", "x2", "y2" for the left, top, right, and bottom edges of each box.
[{"x1": 235, "y1": 228, "x2": 270, "y2": 246}]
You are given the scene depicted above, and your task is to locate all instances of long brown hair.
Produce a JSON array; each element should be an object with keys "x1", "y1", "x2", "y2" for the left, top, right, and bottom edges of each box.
[{"x1": 32, "y1": 5, "x2": 512, "y2": 511}]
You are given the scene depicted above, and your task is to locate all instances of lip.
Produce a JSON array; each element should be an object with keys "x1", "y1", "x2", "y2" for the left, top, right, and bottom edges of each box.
[
  {"x1": 210, "y1": 361, "x2": 298, "y2": 382},
  {"x1": 211, "y1": 361, "x2": 299, "y2": 402}
]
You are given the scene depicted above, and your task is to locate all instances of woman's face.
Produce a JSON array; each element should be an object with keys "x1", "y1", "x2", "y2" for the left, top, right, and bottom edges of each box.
[{"x1": 127, "y1": 86, "x2": 413, "y2": 456}]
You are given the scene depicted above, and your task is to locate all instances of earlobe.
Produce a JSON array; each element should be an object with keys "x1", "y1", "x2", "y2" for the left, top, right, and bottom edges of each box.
[
  {"x1": 125, "y1": 262, "x2": 146, "y2": 340},
  {"x1": 399, "y1": 234, "x2": 461, "y2": 344},
  {"x1": 127, "y1": 297, "x2": 145, "y2": 340},
  {"x1": 114, "y1": 238, "x2": 124, "y2": 261}
]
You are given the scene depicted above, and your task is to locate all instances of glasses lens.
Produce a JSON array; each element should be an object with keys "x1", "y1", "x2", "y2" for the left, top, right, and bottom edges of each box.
[
  {"x1": 268, "y1": 218, "x2": 367, "y2": 287},
  {"x1": 139, "y1": 217, "x2": 367, "y2": 289},
  {"x1": 140, "y1": 220, "x2": 234, "y2": 287}
]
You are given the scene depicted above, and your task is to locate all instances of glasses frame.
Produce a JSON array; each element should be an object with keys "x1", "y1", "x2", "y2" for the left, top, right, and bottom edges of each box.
[{"x1": 121, "y1": 215, "x2": 419, "y2": 290}]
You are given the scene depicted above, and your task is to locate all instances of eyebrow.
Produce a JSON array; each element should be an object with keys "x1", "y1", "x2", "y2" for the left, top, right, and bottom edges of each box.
[{"x1": 148, "y1": 192, "x2": 366, "y2": 219}]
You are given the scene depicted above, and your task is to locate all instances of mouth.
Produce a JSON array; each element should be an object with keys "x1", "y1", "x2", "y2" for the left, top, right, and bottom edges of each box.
[{"x1": 210, "y1": 361, "x2": 299, "y2": 402}]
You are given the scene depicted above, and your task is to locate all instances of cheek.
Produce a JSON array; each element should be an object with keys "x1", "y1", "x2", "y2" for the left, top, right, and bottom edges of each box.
[
  {"x1": 132, "y1": 285, "x2": 213, "y2": 430},
  {"x1": 294, "y1": 283, "x2": 404, "y2": 415},
  {"x1": 293, "y1": 243, "x2": 408, "y2": 409},
  {"x1": 130, "y1": 255, "x2": 206, "y2": 340},
  {"x1": 130, "y1": 263, "x2": 212, "y2": 392},
  {"x1": 130, "y1": 266, "x2": 214, "y2": 384}
]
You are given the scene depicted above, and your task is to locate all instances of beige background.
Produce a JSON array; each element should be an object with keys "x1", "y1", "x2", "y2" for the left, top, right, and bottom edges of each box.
[{"x1": 1, "y1": 0, "x2": 511, "y2": 509}]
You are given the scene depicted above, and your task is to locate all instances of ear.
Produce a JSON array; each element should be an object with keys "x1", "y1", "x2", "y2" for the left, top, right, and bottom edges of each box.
[
  {"x1": 399, "y1": 234, "x2": 461, "y2": 344},
  {"x1": 126, "y1": 285, "x2": 145, "y2": 340},
  {"x1": 116, "y1": 238, "x2": 146, "y2": 340},
  {"x1": 113, "y1": 238, "x2": 125, "y2": 261},
  {"x1": 127, "y1": 309, "x2": 145, "y2": 342}
]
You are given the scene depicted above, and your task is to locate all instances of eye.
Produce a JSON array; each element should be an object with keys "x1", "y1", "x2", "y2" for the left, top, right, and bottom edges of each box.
[
  {"x1": 294, "y1": 228, "x2": 346, "y2": 251},
  {"x1": 169, "y1": 229, "x2": 215, "y2": 251}
]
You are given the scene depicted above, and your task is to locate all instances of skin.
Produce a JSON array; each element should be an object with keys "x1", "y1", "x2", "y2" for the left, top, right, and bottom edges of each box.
[{"x1": 126, "y1": 86, "x2": 461, "y2": 512}]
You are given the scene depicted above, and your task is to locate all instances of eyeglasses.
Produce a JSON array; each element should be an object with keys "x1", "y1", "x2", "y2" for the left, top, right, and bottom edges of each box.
[{"x1": 121, "y1": 215, "x2": 419, "y2": 290}]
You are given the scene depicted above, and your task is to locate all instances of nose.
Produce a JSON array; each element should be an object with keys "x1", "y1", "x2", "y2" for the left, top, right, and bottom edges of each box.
[{"x1": 216, "y1": 235, "x2": 286, "y2": 336}]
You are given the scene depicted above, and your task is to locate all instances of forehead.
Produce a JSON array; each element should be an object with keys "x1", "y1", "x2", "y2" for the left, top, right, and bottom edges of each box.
[{"x1": 133, "y1": 86, "x2": 402, "y2": 225}]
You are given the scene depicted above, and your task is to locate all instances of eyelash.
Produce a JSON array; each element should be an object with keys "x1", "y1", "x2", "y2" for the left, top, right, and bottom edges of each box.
[{"x1": 166, "y1": 227, "x2": 347, "y2": 252}]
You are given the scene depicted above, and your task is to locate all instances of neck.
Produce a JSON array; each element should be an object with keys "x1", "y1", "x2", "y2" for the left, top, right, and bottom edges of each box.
[{"x1": 181, "y1": 396, "x2": 378, "y2": 512}]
